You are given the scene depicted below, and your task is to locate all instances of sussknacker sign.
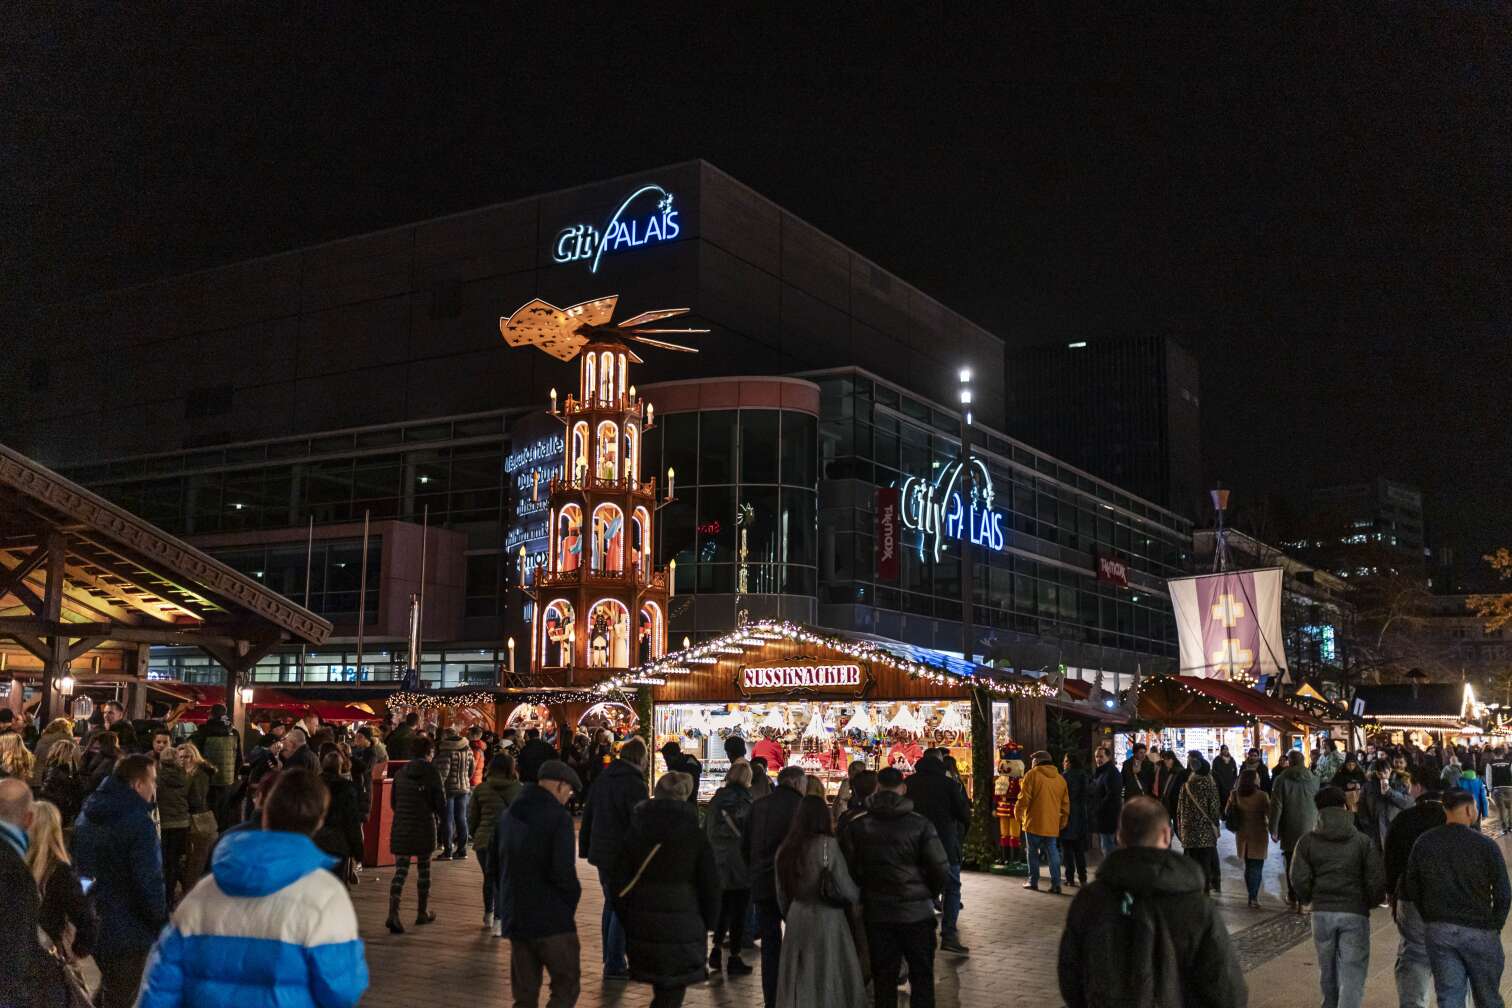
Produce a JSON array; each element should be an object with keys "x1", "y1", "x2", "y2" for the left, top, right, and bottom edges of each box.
[{"x1": 738, "y1": 659, "x2": 869, "y2": 697}]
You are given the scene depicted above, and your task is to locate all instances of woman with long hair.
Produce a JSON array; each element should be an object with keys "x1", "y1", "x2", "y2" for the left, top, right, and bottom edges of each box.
[
  {"x1": 1177, "y1": 751, "x2": 1222, "y2": 894},
  {"x1": 1060, "y1": 751, "x2": 1092, "y2": 887},
  {"x1": 315, "y1": 750, "x2": 364, "y2": 883},
  {"x1": 26, "y1": 799, "x2": 98, "y2": 1005},
  {"x1": 773, "y1": 794, "x2": 864, "y2": 1008},
  {"x1": 40, "y1": 739, "x2": 86, "y2": 826},
  {"x1": 1227, "y1": 767, "x2": 1273, "y2": 904},
  {"x1": 178, "y1": 742, "x2": 217, "y2": 885},
  {"x1": 705, "y1": 761, "x2": 755, "y2": 975},
  {"x1": 33, "y1": 717, "x2": 74, "y2": 783},
  {"x1": 0, "y1": 732, "x2": 35, "y2": 781}
]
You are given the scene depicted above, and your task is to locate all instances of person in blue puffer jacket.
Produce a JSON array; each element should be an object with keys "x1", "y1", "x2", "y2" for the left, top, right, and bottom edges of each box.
[{"x1": 137, "y1": 768, "x2": 368, "y2": 1008}]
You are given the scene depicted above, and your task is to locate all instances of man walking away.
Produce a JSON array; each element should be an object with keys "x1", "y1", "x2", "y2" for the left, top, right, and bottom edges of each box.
[
  {"x1": 1289, "y1": 786, "x2": 1385, "y2": 1008},
  {"x1": 436, "y1": 723, "x2": 474, "y2": 859},
  {"x1": 905, "y1": 752, "x2": 971, "y2": 953},
  {"x1": 744, "y1": 764, "x2": 806, "y2": 1008},
  {"x1": 136, "y1": 768, "x2": 368, "y2": 1008},
  {"x1": 579, "y1": 735, "x2": 647, "y2": 980},
  {"x1": 1268, "y1": 750, "x2": 1319, "y2": 912},
  {"x1": 1401, "y1": 789, "x2": 1510, "y2": 1008},
  {"x1": 72, "y1": 753, "x2": 168, "y2": 1008},
  {"x1": 843, "y1": 766, "x2": 948, "y2": 1008},
  {"x1": 1487, "y1": 749, "x2": 1512, "y2": 836},
  {"x1": 1018, "y1": 750, "x2": 1070, "y2": 894},
  {"x1": 497, "y1": 759, "x2": 584, "y2": 1008},
  {"x1": 1057, "y1": 796, "x2": 1246, "y2": 1008},
  {"x1": 0, "y1": 778, "x2": 44, "y2": 1004},
  {"x1": 1384, "y1": 791, "x2": 1446, "y2": 1008}
]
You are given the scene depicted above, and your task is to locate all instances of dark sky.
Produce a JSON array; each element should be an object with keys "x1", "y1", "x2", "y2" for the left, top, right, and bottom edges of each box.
[{"x1": 4, "y1": 6, "x2": 1510, "y2": 577}]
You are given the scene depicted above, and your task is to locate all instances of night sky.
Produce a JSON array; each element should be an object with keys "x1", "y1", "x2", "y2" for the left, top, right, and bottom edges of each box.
[{"x1": 5, "y1": 7, "x2": 1510, "y2": 578}]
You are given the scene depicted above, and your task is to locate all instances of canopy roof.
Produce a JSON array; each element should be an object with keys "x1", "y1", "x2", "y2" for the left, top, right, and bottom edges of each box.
[
  {"x1": 1352, "y1": 684, "x2": 1474, "y2": 725},
  {"x1": 605, "y1": 620, "x2": 1058, "y2": 703},
  {"x1": 0, "y1": 442, "x2": 330, "y2": 670},
  {"x1": 1137, "y1": 675, "x2": 1324, "y2": 729}
]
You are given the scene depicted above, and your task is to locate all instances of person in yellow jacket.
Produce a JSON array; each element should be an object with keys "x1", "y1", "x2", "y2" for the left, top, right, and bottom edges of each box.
[{"x1": 1017, "y1": 750, "x2": 1070, "y2": 893}]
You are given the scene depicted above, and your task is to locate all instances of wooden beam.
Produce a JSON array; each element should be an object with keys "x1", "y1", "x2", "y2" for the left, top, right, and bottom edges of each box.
[
  {"x1": 0, "y1": 616, "x2": 250, "y2": 650},
  {"x1": 65, "y1": 636, "x2": 107, "y2": 662},
  {"x1": 5, "y1": 632, "x2": 50, "y2": 664},
  {"x1": 0, "y1": 546, "x2": 45, "y2": 599}
]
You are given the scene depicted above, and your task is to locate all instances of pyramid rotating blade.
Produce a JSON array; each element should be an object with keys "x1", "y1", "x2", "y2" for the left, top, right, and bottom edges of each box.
[{"x1": 617, "y1": 307, "x2": 692, "y2": 329}]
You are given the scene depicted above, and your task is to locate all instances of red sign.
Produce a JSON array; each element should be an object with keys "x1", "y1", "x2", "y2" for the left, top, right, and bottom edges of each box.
[
  {"x1": 1096, "y1": 553, "x2": 1129, "y2": 588},
  {"x1": 876, "y1": 488, "x2": 900, "y2": 582}
]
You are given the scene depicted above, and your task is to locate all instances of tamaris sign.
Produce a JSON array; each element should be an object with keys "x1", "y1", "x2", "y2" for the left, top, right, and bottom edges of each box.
[{"x1": 875, "y1": 487, "x2": 900, "y2": 582}]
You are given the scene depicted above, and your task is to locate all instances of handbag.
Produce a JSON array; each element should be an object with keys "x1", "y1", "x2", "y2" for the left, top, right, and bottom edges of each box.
[
  {"x1": 38, "y1": 926, "x2": 91, "y2": 1008},
  {"x1": 1222, "y1": 792, "x2": 1244, "y2": 834},
  {"x1": 816, "y1": 838, "x2": 850, "y2": 908}
]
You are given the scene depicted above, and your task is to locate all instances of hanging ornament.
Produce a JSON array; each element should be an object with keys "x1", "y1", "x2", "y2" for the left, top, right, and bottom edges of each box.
[
  {"x1": 844, "y1": 704, "x2": 875, "y2": 738},
  {"x1": 800, "y1": 706, "x2": 831, "y2": 742},
  {"x1": 759, "y1": 706, "x2": 787, "y2": 732},
  {"x1": 887, "y1": 703, "x2": 923, "y2": 736},
  {"x1": 936, "y1": 703, "x2": 969, "y2": 735}
]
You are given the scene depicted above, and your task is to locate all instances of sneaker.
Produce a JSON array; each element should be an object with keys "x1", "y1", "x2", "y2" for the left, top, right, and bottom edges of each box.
[
  {"x1": 726, "y1": 956, "x2": 753, "y2": 975},
  {"x1": 1049, "y1": 887, "x2": 1064, "y2": 895},
  {"x1": 435, "y1": 853, "x2": 452, "y2": 861},
  {"x1": 1022, "y1": 882, "x2": 1040, "y2": 891},
  {"x1": 939, "y1": 938, "x2": 970, "y2": 956},
  {"x1": 483, "y1": 912, "x2": 494, "y2": 929},
  {"x1": 708, "y1": 948, "x2": 722, "y2": 972}
]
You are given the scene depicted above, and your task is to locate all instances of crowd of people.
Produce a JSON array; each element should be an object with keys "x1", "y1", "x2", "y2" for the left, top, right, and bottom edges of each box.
[{"x1": 2, "y1": 694, "x2": 1510, "y2": 1008}]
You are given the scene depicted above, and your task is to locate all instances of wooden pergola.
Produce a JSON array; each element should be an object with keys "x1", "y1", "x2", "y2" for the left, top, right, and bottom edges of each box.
[{"x1": 0, "y1": 443, "x2": 330, "y2": 729}]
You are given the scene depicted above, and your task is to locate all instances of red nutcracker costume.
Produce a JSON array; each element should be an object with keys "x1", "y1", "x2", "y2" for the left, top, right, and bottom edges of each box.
[{"x1": 994, "y1": 757, "x2": 1026, "y2": 864}]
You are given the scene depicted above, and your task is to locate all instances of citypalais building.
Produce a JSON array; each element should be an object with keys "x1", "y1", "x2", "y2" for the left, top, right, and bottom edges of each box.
[{"x1": 8, "y1": 162, "x2": 1193, "y2": 774}]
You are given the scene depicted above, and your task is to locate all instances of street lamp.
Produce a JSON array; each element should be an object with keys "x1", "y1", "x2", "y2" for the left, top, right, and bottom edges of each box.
[
  {"x1": 57, "y1": 675, "x2": 74, "y2": 697},
  {"x1": 239, "y1": 686, "x2": 254, "y2": 705}
]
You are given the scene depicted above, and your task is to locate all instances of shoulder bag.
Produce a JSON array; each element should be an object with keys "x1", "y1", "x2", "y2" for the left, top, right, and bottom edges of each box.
[
  {"x1": 38, "y1": 925, "x2": 91, "y2": 1008},
  {"x1": 817, "y1": 837, "x2": 850, "y2": 907},
  {"x1": 1183, "y1": 780, "x2": 1219, "y2": 836},
  {"x1": 617, "y1": 842, "x2": 662, "y2": 899},
  {"x1": 1222, "y1": 791, "x2": 1244, "y2": 834}
]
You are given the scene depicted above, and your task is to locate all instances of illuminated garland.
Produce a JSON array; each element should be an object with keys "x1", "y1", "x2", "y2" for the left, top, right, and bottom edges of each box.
[
  {"x1": 497, "y1": 689, "x2": 615, "y2": 706},
  {"x1": 594, "y1": 619, "x2": 1059, "y2": 699},
  {"x1": 385, "y1": 691, "x2": 496, "y2": 713},
  {"x1": 1136, "y1": 676, "x2": 1259, "y2": 727}
]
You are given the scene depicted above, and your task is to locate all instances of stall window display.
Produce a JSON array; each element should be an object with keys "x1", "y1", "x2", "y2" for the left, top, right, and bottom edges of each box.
[{"x1": 653, "y1": 699, "x2": 1006, "y2": 802}]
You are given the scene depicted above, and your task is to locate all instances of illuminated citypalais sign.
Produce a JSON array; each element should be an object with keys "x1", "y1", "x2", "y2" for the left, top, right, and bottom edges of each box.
[
  {"x1": 900, "y1": 457, "x2": 1006, "y2": 563},
  {"x1": 553, "y1": 184, "x2": 681, "y2": 273},
  {"x1": 739, "y1": 658, "x2": 869, "y2": 697}
]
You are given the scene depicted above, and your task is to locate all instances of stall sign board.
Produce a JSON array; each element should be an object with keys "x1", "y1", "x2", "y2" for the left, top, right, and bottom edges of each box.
[{"x1": 739, "y1": 660, "x2": 868, "y2": 697}]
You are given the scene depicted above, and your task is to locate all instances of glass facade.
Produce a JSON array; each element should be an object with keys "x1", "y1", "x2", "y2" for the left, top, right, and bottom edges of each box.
[
  {"x1": 60, "y1": 411, "x2": 514, "y2": 635},
  {"x1": 640, "y1": 408, "x2": 819, "y2": 637},
  {"x1": 147, "y1": 644, "x2": 509, "y2": 688},
  {"x1": 811, "y1": 370, "x2": 1192, "y2": 665}
]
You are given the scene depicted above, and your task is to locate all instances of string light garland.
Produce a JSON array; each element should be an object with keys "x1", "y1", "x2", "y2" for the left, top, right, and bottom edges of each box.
[
  {"x1": 592, "y1": 619, "x2": 1059, "y2": 698},
  {"x1": 386, "y1": 691, "x2": 496, "y2": 713}
]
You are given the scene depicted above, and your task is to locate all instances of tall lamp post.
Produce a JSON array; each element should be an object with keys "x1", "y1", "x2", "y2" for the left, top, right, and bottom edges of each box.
[{"x1": 958, "y1": 367, "x2": 996, "y2": 867}]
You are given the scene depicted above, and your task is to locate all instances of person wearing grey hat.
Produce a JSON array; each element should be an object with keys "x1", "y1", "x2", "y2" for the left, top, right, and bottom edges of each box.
[{"x1": 496, "y1": 756, "x2": 583, "y2": 1006}]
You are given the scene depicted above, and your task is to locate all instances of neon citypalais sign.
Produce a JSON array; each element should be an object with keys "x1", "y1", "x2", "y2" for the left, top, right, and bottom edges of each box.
[
  {"x1": 900, "y1": 457, "x2": 1006, "y2": 562},
  {"x1": 553, "y1": 184, "x2": 681, "y2": 273}
]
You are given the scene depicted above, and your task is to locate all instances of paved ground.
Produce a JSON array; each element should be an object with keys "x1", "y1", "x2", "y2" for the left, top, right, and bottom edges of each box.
[{"x1": 349, "y1": 825, "x2": 1512, "y2": 1007}]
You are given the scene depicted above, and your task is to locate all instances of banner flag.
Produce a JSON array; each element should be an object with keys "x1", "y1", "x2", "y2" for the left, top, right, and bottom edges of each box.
[{"x1": 1167, "y1": 567, "x2": 1287, "y2": 681}]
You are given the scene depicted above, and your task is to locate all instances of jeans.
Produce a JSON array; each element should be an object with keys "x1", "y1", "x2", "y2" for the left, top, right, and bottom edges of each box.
[
  {"x1": 438, "y1": 792, "x2": 469, "y2": 854},
  {"x1": 1394, "y1": 900, "x2": 1433, "y2": 1008},
  {"x1": 867, "y1": 918, "x2": 935, "y2": 1008},
  {"x1": 510, "y1": 930, "x2": 582, "y2": 1008},
  {"x1": 1024, "y1": 832, "x2": 1061, "y2": 889},
  {"x1": 941, "y1": 861, "x2": 962, "y2": 940},
  {"x1": 1425, "y1": 920, "x2": 1505, "y2": 1008},
  {"x1": 713, "y1": 887, "x2": 750, "y2": 955},
  {"x1": 1097, "y1": 832, "x2": 1117, "y2": 853},
  {"x1": 1493, "y1": 786, "x2": 1512, "y2": 833},
  {"x1": 476, "y1": 846, "x2": 497, "y2": 918},
  {"x1": 1312, "y1": 911, "x2": 1370, "y2": 1008},
  {"x1": 1243, "y1": 858, "x2": 1265, "y2": 902},
  {"x1": 596, "y1": 869, "x2": 628, "y2": 974},
  {"x1": 754, "y1": 899, "x2": 784, "y2": 1008}
]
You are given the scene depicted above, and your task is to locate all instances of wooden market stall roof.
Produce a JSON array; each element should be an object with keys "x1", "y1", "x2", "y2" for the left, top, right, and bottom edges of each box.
[
  {"x1": 1137, "y1": 675, "x2": 1325, "y2": 729},
  {"x1": 602, "y1": 620, "x2": 1059, "y2": 705},
  {"x1": 0, "y1": 442, "x2": 331, "y2": 717},
  {"x1": 1352, "y1": 683, "x2": 1478, "y2": 732}
]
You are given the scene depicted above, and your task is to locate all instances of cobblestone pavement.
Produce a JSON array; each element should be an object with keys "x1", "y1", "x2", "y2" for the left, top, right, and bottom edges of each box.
[{"x1": 352, "y1": 826, "x2": 1512, "y2": 1007}]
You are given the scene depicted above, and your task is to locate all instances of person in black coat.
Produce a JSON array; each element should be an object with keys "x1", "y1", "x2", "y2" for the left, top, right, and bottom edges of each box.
[
  {"x1": 579, "y1": 736, "x2": 648, "y2": 979},
  {"x1": 386, "y1": 736, "x2": 445, "y2": 933},
  {"x1": 905, "y1": 752, "x2": 971, "y2": 953},
  {"x1": 659, "y1": 740, "x2": 703, "y2": 802},
  {"x1": 315, "y1": 752, "x2": 364, "y2": 878},
  {"x1": 1089, "y1": 747, "x2": 1123, "y2": 854},
  {"x1": 612, "y1": 771, "x2": 721, "y2": 1008},
  {"x1": 1121, "y1": 743, "x2": 1156, "y2": 801},
  {"x1": 0, "y1": 779, "x2": 46, "y2": 1006},
  {"x1": 742, "y1": 765, "x2": 806, "y2": 1008},
  {"x1": 28, "y1": 797, "x2": 98, "y2": 1007},
  {"x1": 1058, "y1": 797, "x2": 1246, "y2": 1008},
  {"x1": 1060, "y1": 752, "x2": 1093, "y2": 887},
  {"x1": 497, "y1": 761, "x2": 584, "y2": 1008},
  {"x1": 1211, "y1": 745, "x2": 1239, "y2": 809}
]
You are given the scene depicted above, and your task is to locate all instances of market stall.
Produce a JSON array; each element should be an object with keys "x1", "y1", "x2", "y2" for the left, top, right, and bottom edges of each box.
[
  {"x1": 600, "y1": 620, "x2": 1056, "y2": 802},
  {"x1": 1118, "y1": 674, "x2": 1325, "y2": 767},
  {"x1": 1354, "y1": 683, "x2": 1485, "y2": 749}
]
